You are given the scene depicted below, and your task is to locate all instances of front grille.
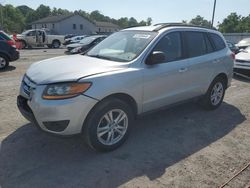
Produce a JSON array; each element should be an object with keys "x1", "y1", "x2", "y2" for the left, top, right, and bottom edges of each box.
[
  {"x1": 236, "y1": 59, "x2": 250, "y2": 63},
  {"x1": 22, "y1": 76, "x2": 37, "y2": 98}
]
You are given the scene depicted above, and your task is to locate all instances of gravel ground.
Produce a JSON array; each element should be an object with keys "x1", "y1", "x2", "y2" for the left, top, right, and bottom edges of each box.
[{"x1": 0, "y1": 49, "x2": 249, "y2": 188}]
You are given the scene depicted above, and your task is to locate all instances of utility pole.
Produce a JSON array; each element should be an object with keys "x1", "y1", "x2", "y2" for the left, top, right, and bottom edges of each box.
[{"x1": 211, "y1": 0, "x2": 217, "y2": 28}]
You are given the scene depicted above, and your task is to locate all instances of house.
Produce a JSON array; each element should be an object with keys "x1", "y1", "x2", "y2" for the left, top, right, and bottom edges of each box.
[
  {"x1": 31, "y1": 14, "x2": 120, "y2": 35},
  {"x1": 31, "y1": 14, "x2": 96, "y2": 35},
  {"x1": 95, "y1": 21, "x2": 120, "y2": 34}
]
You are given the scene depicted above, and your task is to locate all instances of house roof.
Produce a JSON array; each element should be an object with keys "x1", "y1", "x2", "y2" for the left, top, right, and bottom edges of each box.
[
  {"x1": 31, "y1": 14, "x2": 75, "y2": 24},
  {"x1": 95, "y1": 21, "x2": 120, "y2": 29}
]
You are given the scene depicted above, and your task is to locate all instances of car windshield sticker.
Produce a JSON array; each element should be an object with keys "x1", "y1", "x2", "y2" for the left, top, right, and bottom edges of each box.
[{"x1": 133, "y1": 34, "x2": 151, "y2": 39}]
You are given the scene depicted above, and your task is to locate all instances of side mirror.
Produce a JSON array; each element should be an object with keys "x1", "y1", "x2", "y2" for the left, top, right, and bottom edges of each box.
[{"x1": 145, "y1": 51, "x2": 166, "y2": 65}]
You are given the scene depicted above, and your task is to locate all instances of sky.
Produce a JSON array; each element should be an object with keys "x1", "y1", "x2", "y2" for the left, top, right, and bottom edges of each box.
[{"x1": 2, "y1": 0, "x2": 250, "y2": 25}]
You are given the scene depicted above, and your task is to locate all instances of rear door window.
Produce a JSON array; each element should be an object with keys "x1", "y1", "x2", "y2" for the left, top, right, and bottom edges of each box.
[
  {"x1": 184, "y1": 31, "x2": 206, "y2": 58},
  {"x1": 209, "y1": 33, "x2": 226, "y2": 51}
]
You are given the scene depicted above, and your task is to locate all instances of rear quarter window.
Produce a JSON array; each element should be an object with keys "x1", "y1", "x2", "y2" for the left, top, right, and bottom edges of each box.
[{"x1": 209, "y1": 33, "x2": 226, "y2": 51}]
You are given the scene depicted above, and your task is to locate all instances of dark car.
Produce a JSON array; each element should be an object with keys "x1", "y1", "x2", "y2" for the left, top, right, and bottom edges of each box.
[
  {"x1": 0, "y1": 41, "x2": 19, "y2": 69},
  {"x1": 66, "y1": 35, "x2": 107, "y2": 54},
  {"x1": 227, "y1": 41, "x2": 240, "y2": 54},
  {"x1": 0, "y1": 31, "x2": 15, "y2": 47}
]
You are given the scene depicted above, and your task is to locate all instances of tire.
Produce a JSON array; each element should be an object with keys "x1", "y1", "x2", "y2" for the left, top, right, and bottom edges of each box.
[
  {"x1": 201, "y1": 77, "x2": 226, "y2": 110},
  {"x1": 83, "y1": 98, "x2": 133, "y2": 152},
  {"x1": 0, "y1": 54, "x2": 9, "y2": 70},
  {"x1": 52, "y1": 40, "x2": 60, "y2": 48},
  {"x1": 47, "y1": 44, "x2": 52, "y2": 48}
]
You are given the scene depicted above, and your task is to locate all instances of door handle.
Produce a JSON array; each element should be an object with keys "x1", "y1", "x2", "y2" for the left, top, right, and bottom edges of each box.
[
  {"x1": 212, "y1": 59, "x2": 220, "y2": 64},
  {"x1": 179, "y1": 67, "x2": 188, "y2": 73}
]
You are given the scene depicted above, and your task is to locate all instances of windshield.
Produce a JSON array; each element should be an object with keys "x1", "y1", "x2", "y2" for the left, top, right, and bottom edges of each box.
[
  {"x1": 21, "y1": 30, "x2": 32, "y2": 35},
  {"x1": 86, "y1": 31, "x2": 157, "y2": 62},
  {"x1": 245, "y1": 46, "x2": 250, "y2": 53},
  {"x1": 80, "y1": 36, "x2": 99, "y2": 45}
]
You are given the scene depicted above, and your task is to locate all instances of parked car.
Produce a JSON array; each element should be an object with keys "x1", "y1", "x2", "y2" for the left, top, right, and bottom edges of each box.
[
  {"x1": 235, "y1": 38, "x2": 250, "y2": 50},
  {"x1": 64, "y1": 34, "x2": 76, "y2": 40},
  {"x1": 16, "y1": 29, "x2": 65, "y2": 49},
  {"x1": 63, "y1": 35, "x2": 88, "y2": 46},
  {"x1": 227, "y1": 41, "x2": 239, "y2": 54},
  {"x1": 66, "y1": 35, "x2": 107, "y2": 54},
  {"x1": 0, "y1": 31, "x2": 16, "y2": 47},
  {"x1": 234, "y1": 46, "x2": 250, "y2": 77},
  {"x1": 17, "y1": 23, "x2": 234, "y2": 151},
  {"x1": 0, "y1": 40, "x2": 19, "y2": 69}
]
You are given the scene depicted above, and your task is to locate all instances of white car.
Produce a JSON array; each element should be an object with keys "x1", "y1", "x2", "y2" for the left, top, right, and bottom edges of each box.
[
  {"x1": 17, "y1": 23, "x2": 234, "y2": 151},
  {"x1": 17, "y1": 29, "x2": 65, "y2": 48},
  {"x1": 234, "y1": 46, "x2": 250, "y2": 76},
  {"x1": 236, "y1": 38, "x2": 250, "y2": 50},
  {"x1": 63, "y1": 35, "x2": 88, "y2": 45}
]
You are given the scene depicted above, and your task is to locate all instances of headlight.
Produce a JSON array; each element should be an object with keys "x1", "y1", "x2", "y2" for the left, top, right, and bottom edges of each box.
[
  {"x1": 71, "y1": 46, "x2": 82, "y2": 53},
  {"x1": 42, "y1": 82, "x2": 91, "y2": 100}
]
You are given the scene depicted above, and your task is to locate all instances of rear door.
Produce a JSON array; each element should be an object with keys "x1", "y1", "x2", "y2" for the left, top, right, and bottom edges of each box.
[{"x1": 180, "y1": 31, "x2": 216, "y2": 95}]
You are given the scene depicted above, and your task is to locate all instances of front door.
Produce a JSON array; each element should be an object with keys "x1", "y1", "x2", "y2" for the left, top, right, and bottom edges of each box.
[
  {"x1": 143, "y1": 32, "x2": 192, "y2": 112},
  {"x1": 26, "y1": 30, "x2": 37, "y2": 46}
]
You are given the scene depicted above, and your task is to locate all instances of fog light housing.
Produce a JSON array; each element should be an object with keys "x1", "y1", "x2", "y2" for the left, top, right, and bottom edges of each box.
[{"x1": 43, "y1": 120, "x2": 70, "y2": 132}]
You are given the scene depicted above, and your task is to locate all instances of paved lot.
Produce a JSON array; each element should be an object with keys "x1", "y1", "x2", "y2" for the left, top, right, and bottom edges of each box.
[{"x1": 0, "y1": 49, "x2": 250, "y2": 188}]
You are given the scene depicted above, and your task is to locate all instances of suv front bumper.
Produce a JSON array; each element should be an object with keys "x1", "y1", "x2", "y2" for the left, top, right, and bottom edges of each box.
[{"x1": 17, "y1": 83, "x2": 98, "y2": 135}]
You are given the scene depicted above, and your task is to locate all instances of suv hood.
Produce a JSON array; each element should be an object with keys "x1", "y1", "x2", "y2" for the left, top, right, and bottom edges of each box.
[
  {"x1": 236, "y1": 52, "x2": 250, "y2": 61},
  {"x1": 26, "y1": 55, "x2": 128, "y2": 84}
]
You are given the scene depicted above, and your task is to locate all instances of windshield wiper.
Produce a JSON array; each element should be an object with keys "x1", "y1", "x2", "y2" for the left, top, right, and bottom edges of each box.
[{"x1": 87, "y1": 54, "x2": 112, "y2": 60}]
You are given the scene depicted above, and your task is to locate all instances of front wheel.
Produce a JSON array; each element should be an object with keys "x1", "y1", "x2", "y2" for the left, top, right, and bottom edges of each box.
[
  {"x1": 0, "y1": 54, "x2": 9, "y2": 70},
  {"x1": 201, "y1": 77, "x2": 226, "y2": 110},
  {"x1": 83, "y1": 98, "x2": 133, "y2": 152}
]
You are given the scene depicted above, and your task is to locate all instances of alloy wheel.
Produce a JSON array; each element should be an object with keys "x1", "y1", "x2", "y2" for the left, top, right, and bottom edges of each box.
[
  {"x1": 210, "y1": 82, "x2": 224, "y2": 106},
  {"x1": 0, "y1": 57, "x2": 6, "y2": 69},
  {"x1": 97, "y1": 109, "x2": 128, "y2": 146}
]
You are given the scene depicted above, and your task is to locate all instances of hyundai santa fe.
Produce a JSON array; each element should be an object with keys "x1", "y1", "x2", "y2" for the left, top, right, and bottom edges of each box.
[{"x1": 17, "y1": 23, "x2": 234, "y2": 151}]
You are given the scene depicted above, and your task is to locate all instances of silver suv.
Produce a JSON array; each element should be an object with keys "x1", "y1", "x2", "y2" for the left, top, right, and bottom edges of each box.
[{"x1": 17, "y1": 23, "x2": 234, "y2": 151}]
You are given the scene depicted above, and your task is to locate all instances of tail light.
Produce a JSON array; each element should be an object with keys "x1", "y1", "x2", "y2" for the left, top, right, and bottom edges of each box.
[
  {"x1": 6, "y1": 39, "x2": 16, "y2": 47},
  {"x1": 230, "y1": 52, "x2": 235, "y2": 60}
]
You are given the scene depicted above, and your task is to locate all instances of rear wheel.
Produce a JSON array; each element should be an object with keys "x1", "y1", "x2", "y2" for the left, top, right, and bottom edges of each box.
[
  {"x1": 83, "y1": 98, "x2": 133, "y2": 152},
  {"x1": 52, "y1": 40, "x2": 60, "y2": 48},
  {"x1": 0, "y1": 54, "x2": 9, "y2": 70},
  {"x1": 201, "y1": 77, "x2": 226, "y2": 110}
]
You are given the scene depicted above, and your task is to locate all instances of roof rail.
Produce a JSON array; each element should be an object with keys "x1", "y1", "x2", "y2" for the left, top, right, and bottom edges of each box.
[{"x1": 153, "y1": 23, "x2": 217, "y2": 31}]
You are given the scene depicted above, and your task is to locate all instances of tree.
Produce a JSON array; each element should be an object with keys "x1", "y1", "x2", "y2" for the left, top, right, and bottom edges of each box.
[
  {"x1": 189, "y1": 15, "x2": 211, "y2": 27},
  {"x1": 146, "y1": 17, "x2": 152, "y2": 26},
  {"x1": 218, "y1": 13, "x2": 250, "y2": 33},
  {"x1": 17, "y1": 5, "x2": 34, "y2": 17},
  {"x1": 1, "y1": 4, "x2": 25, "y2": 33},
  {"x1": 90, "y1": 10, "x2": 106, "y2": 21},
  {"x1": 117, "y1": 17, "x2": 129, "y2": 28},
  {"x1": 128, "y1": 17, "x2": 138, "y2": 27},
  {"x1": 218, "y1": 13, "x2": 241, "y2": 33},
  {"x1": 35, "y1": 4, "x2": 51, "y2": 19},
  {"x1": 52, "y1": 8, "x2": 70, "y2": 16}
]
